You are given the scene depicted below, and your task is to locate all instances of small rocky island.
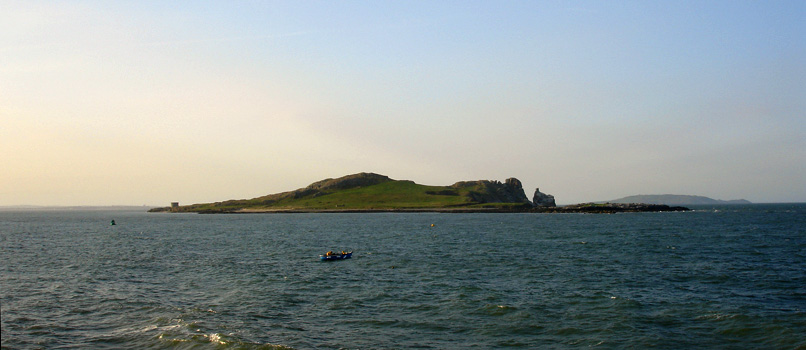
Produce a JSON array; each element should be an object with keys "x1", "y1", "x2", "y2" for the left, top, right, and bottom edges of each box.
[
  {"x1": 149, "y1": 172, "x2": 689, "y2": 214},
  {"x1": 537, "y1": 202, "x2": 690, "y2": 213}
]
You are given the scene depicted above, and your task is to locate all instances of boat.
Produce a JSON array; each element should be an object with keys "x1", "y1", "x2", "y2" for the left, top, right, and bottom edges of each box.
[{"x1": 320, "y1": 251, "x2": 352, "y2": 261}]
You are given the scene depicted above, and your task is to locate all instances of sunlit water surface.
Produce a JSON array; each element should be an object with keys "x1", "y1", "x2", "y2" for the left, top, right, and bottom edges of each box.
[{"x1": 2, "y1": 204, "x2": 805, "y2": 349}]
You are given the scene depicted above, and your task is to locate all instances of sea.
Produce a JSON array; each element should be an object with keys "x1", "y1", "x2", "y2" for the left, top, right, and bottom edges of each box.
[{"x1": 1, "y1": 204, "x2": 805, "y2": 349}]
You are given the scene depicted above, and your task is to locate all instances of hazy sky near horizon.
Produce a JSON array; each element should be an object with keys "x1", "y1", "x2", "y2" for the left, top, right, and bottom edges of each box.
[{"x1": 2, "y1": 1, "x2": 804, "y2": 206}]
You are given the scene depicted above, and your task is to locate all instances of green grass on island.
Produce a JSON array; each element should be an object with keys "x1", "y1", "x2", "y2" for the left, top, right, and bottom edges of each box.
[
  {"x1": 155, "y1": 173, "x2": 534, "y2": 213},
  {"x1": 269, "y1": 181, "x2": 468, "y2": 209}
]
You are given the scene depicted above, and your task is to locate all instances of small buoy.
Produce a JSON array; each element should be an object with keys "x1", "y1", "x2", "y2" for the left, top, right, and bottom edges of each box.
[{"x1": 430, "y1": 224, "x2": 435, "y2": 227}]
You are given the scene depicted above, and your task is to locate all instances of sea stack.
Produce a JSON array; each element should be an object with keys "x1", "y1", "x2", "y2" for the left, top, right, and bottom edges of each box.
[
  {"x1": 533, "y1": 188, "x2": 556, "y2": 207},
  {"x1": 503, "y1": 178, "x2": 531, "y2": 204}
]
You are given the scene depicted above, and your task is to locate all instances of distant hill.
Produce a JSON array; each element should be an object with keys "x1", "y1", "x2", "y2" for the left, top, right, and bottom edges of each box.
[
  {"x1": 149, "y1": 172, "x2": 534, "y2": 213},
  {"x1": 608, "y1": 195, "x2": 751, "y2": 205}
]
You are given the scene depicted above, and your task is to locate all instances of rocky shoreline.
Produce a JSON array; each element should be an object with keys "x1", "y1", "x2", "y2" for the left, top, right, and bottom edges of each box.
[{"x1": 533, "y1": 203, "x2": 690, "y2": 213}]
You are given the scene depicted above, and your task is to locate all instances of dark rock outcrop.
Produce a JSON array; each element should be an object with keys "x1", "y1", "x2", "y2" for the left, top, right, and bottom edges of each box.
[
  {"x1": 532, "y1": 188, "x2": 556, "y2": 207},
  {"x1": 450, "y1": 177, "x2": 531, "y2": 205},
  {"x1": 536, "y1": 203, "x2": 689, "y2": 213}
]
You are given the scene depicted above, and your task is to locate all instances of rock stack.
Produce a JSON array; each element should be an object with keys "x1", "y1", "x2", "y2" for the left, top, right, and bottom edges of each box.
[{"x1": 533, "y1": 188, "x2": 556, "y2": 207}]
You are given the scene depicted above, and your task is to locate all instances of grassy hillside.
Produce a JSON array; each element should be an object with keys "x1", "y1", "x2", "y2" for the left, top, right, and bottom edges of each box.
[
  {"x1": 153, "y1": 173, "x2": 533, "y2": 213},
  {"x1": 262, "y1": 181, "x2": 471, "y2": 209}
]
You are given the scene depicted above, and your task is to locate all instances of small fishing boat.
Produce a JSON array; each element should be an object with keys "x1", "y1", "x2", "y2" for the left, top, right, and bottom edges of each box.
[{"x1": 320, "y1": 251, "x2": 352, "y2": 261}]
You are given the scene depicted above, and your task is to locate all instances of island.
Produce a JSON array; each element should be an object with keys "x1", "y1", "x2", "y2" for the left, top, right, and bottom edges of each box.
[{"x1": 149, "y1": 172, "x2": 689, "y2": 214}]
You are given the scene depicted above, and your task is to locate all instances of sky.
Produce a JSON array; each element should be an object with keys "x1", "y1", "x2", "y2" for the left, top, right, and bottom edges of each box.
[{"x1": 1, "y1": 1, "x2": 804, "y2": 206}]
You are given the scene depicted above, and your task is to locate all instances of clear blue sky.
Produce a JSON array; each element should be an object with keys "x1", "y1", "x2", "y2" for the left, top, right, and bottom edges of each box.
[{"x1": 1, "y1": 1, "x2": 804, "y2": 205}]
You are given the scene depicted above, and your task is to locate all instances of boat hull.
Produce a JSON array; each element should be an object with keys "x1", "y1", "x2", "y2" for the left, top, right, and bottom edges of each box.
[{"x1": 320, "y1": 252, "x2": 352, "y2": 261}]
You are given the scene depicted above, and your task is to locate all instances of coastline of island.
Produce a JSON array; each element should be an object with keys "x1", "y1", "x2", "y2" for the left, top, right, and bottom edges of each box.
[
  {"x1": 189, "y1": 204, "x2": 689, "y2": 214},
  {"x1": 149, "y1": 172, "x2": 690, "y2": 214}
]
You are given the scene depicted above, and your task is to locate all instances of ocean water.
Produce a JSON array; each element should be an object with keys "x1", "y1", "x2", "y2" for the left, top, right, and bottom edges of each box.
[{"x1": 1, "y1": 204, "x2": 805, "y2": 349}]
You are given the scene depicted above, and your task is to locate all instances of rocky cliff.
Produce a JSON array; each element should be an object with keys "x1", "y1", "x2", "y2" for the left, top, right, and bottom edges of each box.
[
  {"x1": 533, "y1": 188, "x2": 556, "y2": 207},
  {"x1": 450, "y1": 177, "x2": 532, "y2": 205}
]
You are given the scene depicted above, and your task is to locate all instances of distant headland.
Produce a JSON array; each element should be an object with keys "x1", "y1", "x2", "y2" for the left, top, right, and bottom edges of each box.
[
  {"x1": 607, "y1": 194, "x2": 751, "y2": 206},
  {"x1": 149, "y1": 172, "x2": 690, "y2": 214}
]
